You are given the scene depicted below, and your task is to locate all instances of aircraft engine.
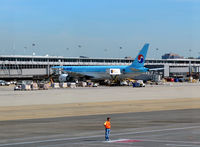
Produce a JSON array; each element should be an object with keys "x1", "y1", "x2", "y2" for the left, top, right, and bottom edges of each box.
[{"x1": 58, "y1": 74, "x2": 68, "y2": 82}]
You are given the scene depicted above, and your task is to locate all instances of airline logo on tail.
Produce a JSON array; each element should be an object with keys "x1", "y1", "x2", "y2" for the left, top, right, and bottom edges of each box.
[
  {"x1": 130, "y1": 43, "x2": 149, "y2": 68},
  {"x1": 138, "y1": 54, "x2": 144, "y2": 63}
]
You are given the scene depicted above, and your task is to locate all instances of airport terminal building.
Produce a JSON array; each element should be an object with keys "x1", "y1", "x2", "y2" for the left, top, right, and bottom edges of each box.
[{"x1": 0, "y1": 55, "x2": 200, "y2": 80}]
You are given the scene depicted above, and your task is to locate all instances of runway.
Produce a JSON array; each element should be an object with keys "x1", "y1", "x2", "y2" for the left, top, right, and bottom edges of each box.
[{"x1": 0, "y1": 109, "x2": 200, "y2": 147}]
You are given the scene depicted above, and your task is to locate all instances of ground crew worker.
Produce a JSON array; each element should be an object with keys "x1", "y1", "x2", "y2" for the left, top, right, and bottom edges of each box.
[{"x1": 104, "y1": 117, "x2": 111, "y2": 141}]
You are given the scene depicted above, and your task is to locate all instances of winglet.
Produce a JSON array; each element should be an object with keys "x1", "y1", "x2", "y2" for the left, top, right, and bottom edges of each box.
[{"x1": 130, "y1": 43, "x2": 149, "y2": 68}]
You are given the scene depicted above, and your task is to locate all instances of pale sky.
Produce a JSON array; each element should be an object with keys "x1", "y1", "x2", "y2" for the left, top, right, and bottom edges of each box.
[{"x1": 0, "y1": 0, "x2": 200, "y2": 58}]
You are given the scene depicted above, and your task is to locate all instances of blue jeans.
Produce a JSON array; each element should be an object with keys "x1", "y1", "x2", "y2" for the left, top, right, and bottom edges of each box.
[{"x1": 105, "y1": 128, "x2": 110, "y2": 141}]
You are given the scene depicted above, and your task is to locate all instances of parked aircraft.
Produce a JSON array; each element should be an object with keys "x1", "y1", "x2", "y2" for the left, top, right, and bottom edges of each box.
[{"x1": 52, "y1": 43, "x2": 150, "y2": 82}]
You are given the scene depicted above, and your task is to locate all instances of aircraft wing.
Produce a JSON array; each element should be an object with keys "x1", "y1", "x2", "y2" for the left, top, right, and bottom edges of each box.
[
  {"x1": 149, "y1": 68, "x2": 164, "y2": 71},
  {"x1": 52, "y1": 66, "x2": 94, "y2": 78}
]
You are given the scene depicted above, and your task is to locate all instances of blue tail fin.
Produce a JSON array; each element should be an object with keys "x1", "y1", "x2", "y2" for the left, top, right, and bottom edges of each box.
[{"x1": 130, "y1": 43, "x2": 149, "y2": 68}]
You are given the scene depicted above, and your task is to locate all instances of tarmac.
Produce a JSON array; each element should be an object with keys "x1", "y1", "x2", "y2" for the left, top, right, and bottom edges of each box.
[
  {"x1": 0, "y1": 83, "x2": 200, "y2": 146},
  {"x1": 0, "y1": 109, "x2": 200, "y2": 147}
]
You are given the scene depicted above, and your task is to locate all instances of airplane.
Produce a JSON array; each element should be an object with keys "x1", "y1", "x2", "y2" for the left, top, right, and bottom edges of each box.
[{"x1": 52, "y1": 43, "x2": 151, "y2": 82}]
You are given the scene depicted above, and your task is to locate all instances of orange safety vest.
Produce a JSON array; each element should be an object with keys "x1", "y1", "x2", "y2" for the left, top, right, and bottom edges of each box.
[{"x1": 104, "y1": 121, "x2": 111, "y2": 129}]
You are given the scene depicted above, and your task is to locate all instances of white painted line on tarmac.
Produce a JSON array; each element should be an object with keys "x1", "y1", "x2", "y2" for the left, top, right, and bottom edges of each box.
[
  {"x1": 0, "y1": 125, "x2": 200, "y2": 146},
  {"x1": 41, "y1": 141, "x2": 102, "y2": 147},
  {"x1": 134, "y1": 139, "x2": 200, "y2": 144},
  {"x1": 0, "y1": 131, "x2": 105, "y2": 144},
  {"x1": 166, "y1": 144, "x2": 200, "y2": 147},
  {"x1": 108, "y1": 139, "x2": 128, "y2": 143},
  {"x1": 0, "y1": 135, "x2": 103, "y2": 147},
  {"x1": 110, "y1": 126, "x2": 200, "y2": 137},
  {"x1": 108, "y1": 139, "x2": 142, "y2": 143}
]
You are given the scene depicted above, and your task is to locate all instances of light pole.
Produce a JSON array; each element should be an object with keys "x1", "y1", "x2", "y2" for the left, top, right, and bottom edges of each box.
[
  {"x1": 156, "y1": 48, "x2": 159, "y2": 59},
  {"x1": 155, "y1": 48, "x2": 159, "y2": 63},
  {"x1": 189, "y1": 49, "x2": 192, "y2": 77},
  {"x1": 32, "y1": 43, "x2": 36, "y2": 56},
  {"x1": 104, "y1": 49, "x2": 108, "y2": 57},
  {"x1": 78, "y1": 45, "x2": 82, "y2": 56},
  {"x1": 189, "y1": 49, "x2": 192, "y2": 58},
  {"x1": 24, "y1": 47, "x2": 27, "y2": 55},
  {"x1": 12, "y1": 41, "x2": 16, "y2": 55},
  {"x1": 66, "y1": 48, "x2": 70, "y2": 57},
  {"x1": 119, "y1": 46, "x2": 123, "y2": 58}
]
